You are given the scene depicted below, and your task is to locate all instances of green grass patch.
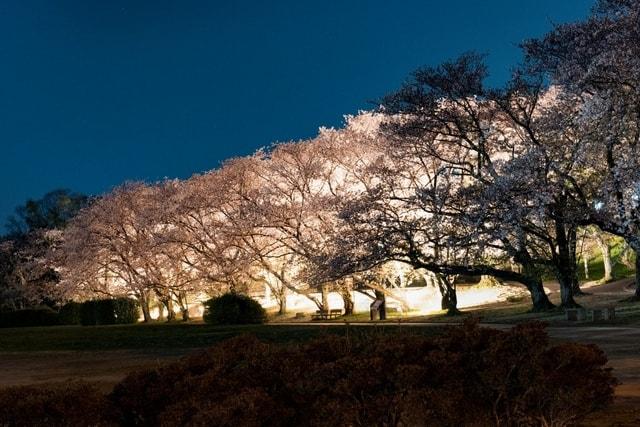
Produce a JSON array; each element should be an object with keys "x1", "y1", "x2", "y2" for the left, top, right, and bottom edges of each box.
[
  {"x1": 0, "y1": 321, "x2": 445, "y2": 352},
  {"x1": 540, "y1": 236, "x2": 636, "y2": 283},
  {"x1": 578, "y1": 237, "x2": 636, "y2": 282}
]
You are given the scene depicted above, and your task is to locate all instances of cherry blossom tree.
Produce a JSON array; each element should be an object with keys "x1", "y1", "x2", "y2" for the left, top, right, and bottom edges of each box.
[
  {"x1": 59, "y1": 183, "x2": 167, "y2": 321},
  {"x1": 523, "y1": 0, "x2": 640, "y2": 297}
]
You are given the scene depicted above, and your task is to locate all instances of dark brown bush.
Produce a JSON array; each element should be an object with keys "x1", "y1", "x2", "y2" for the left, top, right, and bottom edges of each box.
[
  {"x1": 0, "y1": 382, "x2": 114, "y2": 426},
  {"x1": 110, "y1": 321, "x2": 616, "y2": 426},
  {"x1": 0, "y1": 321, "x2": 617, "y2": 427}
]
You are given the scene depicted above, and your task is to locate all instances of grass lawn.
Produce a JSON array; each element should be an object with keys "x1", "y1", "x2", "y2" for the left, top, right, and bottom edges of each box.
[{"x1": 0, "y1": 321, "x2": 446, "y2": 352}]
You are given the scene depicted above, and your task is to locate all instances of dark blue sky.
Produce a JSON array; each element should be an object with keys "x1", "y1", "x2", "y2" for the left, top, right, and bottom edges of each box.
[{"x1": 0, "y1": 0, "x2": 591, "y2": 225}]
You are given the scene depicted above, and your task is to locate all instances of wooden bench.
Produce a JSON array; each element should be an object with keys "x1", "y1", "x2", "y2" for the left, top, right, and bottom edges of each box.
[{"x1": 311, "y1": 309, "x2": 342, "y2": 320}]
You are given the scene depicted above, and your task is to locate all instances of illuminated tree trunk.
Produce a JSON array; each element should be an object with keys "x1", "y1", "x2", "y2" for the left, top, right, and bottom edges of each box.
[
  {"x1": 583, "y1": 256, "x2": 589, "y2": 280},
  {"x1": 176, "y1": 291, "x2": 189, "y2": 321},
  {"x1": 278, "y1": 294, "x2": 287, "y2": 315},
  {"x1": 340, "y1": 279, "x2": 354, "y2": 315},
  {"x1": 594, "y1": 233, "x2": 613, "y2": 282},
  {"x1": 321, "y1": 283, "x2": 330, "y2": 311},
  {"x1": 138, "y1": 290, "x2": 152, "y2": 323},
  {"x1": 164, "y1": 298, "x2": 176, "y2": 321},
  {"x1": 374, "y1": 289, "x2": 386, "y2": 320},
  {"x1": 156, "y1": 299, "x2": 165, "y2": 321}
]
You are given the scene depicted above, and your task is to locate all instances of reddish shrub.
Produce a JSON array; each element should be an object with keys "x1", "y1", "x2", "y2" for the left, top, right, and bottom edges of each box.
[
  {"x1": 0, "y1": 382, "x2": 113, "y2": 426},
  {"x1": 110, "y1": 321, "x2": 616, "y2": 426},
  {"x1": 0, "y1": 322, "x2": 617, "y2": 426}
]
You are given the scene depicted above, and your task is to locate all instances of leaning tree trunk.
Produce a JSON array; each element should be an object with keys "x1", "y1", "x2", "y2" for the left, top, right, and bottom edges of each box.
[
  {"x1": 526, "y1": 279, "x2": 555, "y2": 312},
  {"x1": 515, "y1": 250, "x2": 555, "y2": 311},
  {"x1": 521, "y1": 263, "x2": 555, "y2": 312}
]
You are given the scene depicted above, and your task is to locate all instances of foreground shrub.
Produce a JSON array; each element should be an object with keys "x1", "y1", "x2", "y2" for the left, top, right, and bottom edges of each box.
[
  {"x1": 80, "y1": 299, "x2": 138, "y2": 326},
  {"x1": 202, "y1": 292, "x2": 266, "y2": 325},
  {"x1": 0, "y1": 383, "x2": 113, "y2": 426},
  {"x1": 58, "y1": 301, "x2": 82, "y2": 325},
  {"x1": 113, "y1": 298, "x2": 139, "y2": 324},
  {"x1": 0, "y1": 321, "x2": 616, "y2": 426},
  {"x1": 79, "y1": 300, "x2": 109, "y2": 325},
  {"x1": 110, "y1": 321, "x2": 615, "y2": 426},
  {"x1": 0, "y1": 306, "x2": 59, "y2": 328}
]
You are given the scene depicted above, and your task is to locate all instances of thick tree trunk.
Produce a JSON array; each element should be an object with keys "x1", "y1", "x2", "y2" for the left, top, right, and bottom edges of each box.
[
  {"x1": 341, "y1": 287, "x2": 354, "y2": 316},
  {"x1": 139, "y1": 292, "x2": 151, "y2": 323},
  {"x1": 321, "y1": 283, "x2": 330, "y2": 311},
  {"x1": 558, "y1": 272, "x2": 580, "y2": 308},
  {"x1": 374, "y1": 289, "x2": 386, "y2": 320},
  {"x1": 175, "y1": 291, "x2": 189, "y2": 321},
  {"x1": 163, "y1": 298, "x2": 176, "y2": 322},
  {"x1": 592, "y1": 231, "x2": 613, "y2": 282},
  {"x1": 569, "y1": 227, "x2": 587, "y2": 296},
  {"x1": 156, "y1": 301, "x2": 165, "y2": 321},
  {"x1": 571, "y1": 275, "x2": 585, "y2": 296},
  {"x1": 521, "y1": 263, "x2": 555, "y2": 312},
  {"x1": 554, "y1": 216, "x2": 581, "y2": 307},
  {"x1": 515, "y1": 250, "x2": 555, "y2": 311},
  {"x1": 278, "y1": 296, "x2": 287, "y2": 315},
  {"x1": 527, "y1": 279, "x2": 555, "y2": 312},
  {"x1": 435, "y1": 274, "x2": 460, "y2": 316}
]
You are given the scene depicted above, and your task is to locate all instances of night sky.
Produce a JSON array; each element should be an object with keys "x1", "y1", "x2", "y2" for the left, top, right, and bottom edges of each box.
[{"x1": 0, "y1": 0, "x2": 591, "y2": 227}]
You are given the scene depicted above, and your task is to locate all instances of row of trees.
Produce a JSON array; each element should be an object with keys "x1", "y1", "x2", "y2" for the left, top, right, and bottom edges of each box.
[
  {"x1": 3, "y1": 0, "x2": 638, "y2": 318},
  {"x1": 319, "y1": 0, "x2": 640, "y2": 311}
]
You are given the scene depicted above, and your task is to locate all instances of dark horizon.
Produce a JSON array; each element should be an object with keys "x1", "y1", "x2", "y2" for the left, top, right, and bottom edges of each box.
[{"x1": 0, "y1": 0, "x2": 591, "y2": 228}]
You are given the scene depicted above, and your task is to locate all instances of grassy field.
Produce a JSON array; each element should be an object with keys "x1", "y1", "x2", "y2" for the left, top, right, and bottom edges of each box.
[{"x1": 0, "y1": 321, "x2": 446, "y2": 352}]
